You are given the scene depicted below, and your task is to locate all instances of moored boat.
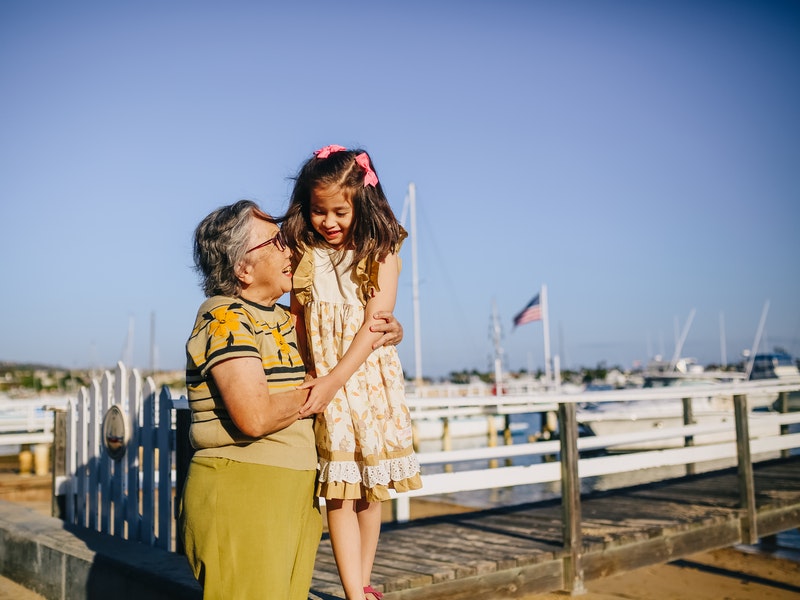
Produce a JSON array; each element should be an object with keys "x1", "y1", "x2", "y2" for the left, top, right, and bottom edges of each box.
[
  {"x1": 576, "y1": 359, "x2": 776, "y2": 451},
  {"x1": 748, "y1": 352, "x2": 800, "y2": 411},
  {"x1": 411, "y1": 414, "x2": 529, "y2": 442}
]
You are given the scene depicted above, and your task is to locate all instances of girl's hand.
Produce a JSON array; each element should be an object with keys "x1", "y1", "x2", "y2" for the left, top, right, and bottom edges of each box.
[
  {"x1": 370, "y1": 311, "x2": 403, "y2": 349},
  {"x1": 298, "y1": 374, "x2": 341, "y2": 417}
]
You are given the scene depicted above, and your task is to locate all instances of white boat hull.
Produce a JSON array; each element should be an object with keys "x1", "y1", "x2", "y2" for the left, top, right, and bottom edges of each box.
[
  {"x1": 577, "y1": 401, "x2": 780, "y2": 451},
  {"x1": 412, "y1": 416, "x2": 528, "y2": 441}
]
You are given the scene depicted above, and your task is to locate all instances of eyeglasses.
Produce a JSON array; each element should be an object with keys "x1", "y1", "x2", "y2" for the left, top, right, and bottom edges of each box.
[{"x1": 246, "y1": 230, "x2": 287, "y2": 253}]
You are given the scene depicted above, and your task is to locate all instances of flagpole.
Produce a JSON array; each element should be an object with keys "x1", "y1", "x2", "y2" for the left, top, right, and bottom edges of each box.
[
  {"x1": 541, "y1": 284, "x2": 552, "y2": 387},
  {"x1": 491, "y1": 299, "x2": 504, "y2": 393}
]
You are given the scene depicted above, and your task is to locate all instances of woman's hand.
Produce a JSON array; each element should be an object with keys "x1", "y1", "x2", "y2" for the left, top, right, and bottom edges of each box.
[
  {"x1": 370, "y1": 311, "x2": 403, "y2": 349},
  {"x1": 298, "y1": 374, "x2": 342, "y2": 417}
]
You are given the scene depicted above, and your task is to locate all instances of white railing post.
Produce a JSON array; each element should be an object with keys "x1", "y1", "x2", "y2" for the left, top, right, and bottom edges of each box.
[
  {"x1": 141, "y1": 379, "x2": 157, "y2": 546},
  {"x1": 82, "y1": 381, "x2": 97, "y2": 528},
  {"x1": 98, "y1": 370, "x2": 113, "y2": 533},
  {"x1": 393, "y1": 496, "x2": 411, "y2": 523},
  {"x1": 126, "y1": 369, "x2": 143, "y2": 541},
  {"x1": 112, "y1": 363, "x2": 128, "y2": 537}
]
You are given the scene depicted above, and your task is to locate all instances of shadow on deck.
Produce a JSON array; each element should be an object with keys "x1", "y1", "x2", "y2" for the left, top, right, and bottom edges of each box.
[{"x1": 310, "y1": 456, "x2": 800, "y2": 600}]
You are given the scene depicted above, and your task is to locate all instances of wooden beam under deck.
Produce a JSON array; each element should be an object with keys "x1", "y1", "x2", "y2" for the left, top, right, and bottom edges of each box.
[{"x1": 309, "y1": 456, "x2": 800, "y2": 600}]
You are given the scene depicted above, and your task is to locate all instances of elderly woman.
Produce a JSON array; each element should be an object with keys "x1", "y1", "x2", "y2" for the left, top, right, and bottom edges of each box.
[{"x1": 180, "y1": 200, "x2": 403, "y2": 599}]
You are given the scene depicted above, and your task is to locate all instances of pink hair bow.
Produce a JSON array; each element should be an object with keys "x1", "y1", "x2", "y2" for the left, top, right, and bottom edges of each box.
[
  {"x1": 355, "y1": 153, "x2": 378, "y2": 187},
  {"x1": 314, "y1": 144, "x2": 347, "y2": 159}
]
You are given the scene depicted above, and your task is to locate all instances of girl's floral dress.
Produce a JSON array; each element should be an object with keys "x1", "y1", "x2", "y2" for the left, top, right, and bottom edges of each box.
[{"x1": 293, "y1": 246, "x2": 422, "y2": 501}]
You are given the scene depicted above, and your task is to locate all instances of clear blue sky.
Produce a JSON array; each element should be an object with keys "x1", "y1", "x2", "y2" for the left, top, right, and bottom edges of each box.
[{"x1": 2, "y1": 1, "x2": 799, "y2": 379}]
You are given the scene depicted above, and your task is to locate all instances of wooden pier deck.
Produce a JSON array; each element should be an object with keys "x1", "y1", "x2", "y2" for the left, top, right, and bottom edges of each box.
[{"x1": 309, "y1": 455, "x2": 800, "y2": 599}]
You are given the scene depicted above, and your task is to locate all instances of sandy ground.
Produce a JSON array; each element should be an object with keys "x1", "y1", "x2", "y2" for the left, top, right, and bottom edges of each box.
[
  {"x1": 2, "y1": 458, "x2": 799, "y2": 599},
  {"x1": 528, "y1": 545, "x2": 800, "y2": 599},
  {"x1": 0, "y1": 575, "x2": 45, "y2": 600}
]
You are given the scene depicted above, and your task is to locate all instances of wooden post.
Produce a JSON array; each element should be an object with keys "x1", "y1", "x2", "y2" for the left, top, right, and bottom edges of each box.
[
  {"x1": 503, "y1": 414, "x2": 513, "y2": 445},
  {"x1": 442, "y1": 417, "x2": 452, "y2": 473},
  {"x1": 504, "y1": 414, "x2": 513, "y2": 467},
  {"x1": 51, "y1": 409, "x2": 67, "y2": 519},
  {"x1": 682, "y1": 397, "x2": 695, "y2": 476},
  {"x1": 558, "y1": 401, "x2": 584, "y2": 594},
  {"x1": 777, "y1": 391, "x2": 790, "y2": 459},
  {"x1": 543, "y1": 410, "x2": 557, "y2": 440},
  {"x1": 487, "y1": 415, "x2": 498, "y2": 469},
  {"x1": 18, "y1": 444, "x2": 33, "y2": 475},
  {"x1": 733, "y1": 393, "x2": 757, "y2": 544}
]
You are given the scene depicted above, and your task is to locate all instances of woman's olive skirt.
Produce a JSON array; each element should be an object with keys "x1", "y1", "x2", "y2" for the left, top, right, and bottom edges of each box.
[{"x1": 179, "y1": 456, "x2": 322, "y2": 600}]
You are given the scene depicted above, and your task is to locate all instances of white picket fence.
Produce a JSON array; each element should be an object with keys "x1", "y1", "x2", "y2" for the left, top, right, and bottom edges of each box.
[{"x1": 59, "y1": 363, "x2": 176, "y2": 551}]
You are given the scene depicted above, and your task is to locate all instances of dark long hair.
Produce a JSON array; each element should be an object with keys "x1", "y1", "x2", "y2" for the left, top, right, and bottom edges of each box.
[{"x1": 282, "y1": 148, "x2": 403, "y2": 265}]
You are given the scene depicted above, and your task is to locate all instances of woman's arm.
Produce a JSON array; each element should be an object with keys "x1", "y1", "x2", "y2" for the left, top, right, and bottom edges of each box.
[
  {"x1": 211, "y1": 356, "x2": 309, "y2": 437},
  {"x1": 298, "y1": 253, "x2": 400, "y2": 417}
]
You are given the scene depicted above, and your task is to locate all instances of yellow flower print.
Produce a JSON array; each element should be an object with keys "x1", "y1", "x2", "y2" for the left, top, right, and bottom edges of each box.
[
  {"x1": 271, "y1": 327, "x2": 297, "y2": 365},
  {"x1": 271, "y1": 328, "x2": 291, "y2": 355},
  {"x1": 208, "y1": 307, "x2": 241, "y2": 338}
]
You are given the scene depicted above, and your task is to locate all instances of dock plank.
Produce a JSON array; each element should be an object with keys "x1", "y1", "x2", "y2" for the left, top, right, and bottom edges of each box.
[{"x1": 309, "y1": 456, "x2": 800, "y2": 599}]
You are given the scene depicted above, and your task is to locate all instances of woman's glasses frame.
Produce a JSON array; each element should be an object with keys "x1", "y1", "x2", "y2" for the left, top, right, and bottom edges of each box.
[{"x1": 246, "y1": 230, "x2": 286, "y2": 254}]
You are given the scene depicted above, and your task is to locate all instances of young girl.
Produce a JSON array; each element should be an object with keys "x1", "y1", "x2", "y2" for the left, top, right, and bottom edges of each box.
[{"x1": 283, "y1": 145, "x2": 422, "y2": 600}]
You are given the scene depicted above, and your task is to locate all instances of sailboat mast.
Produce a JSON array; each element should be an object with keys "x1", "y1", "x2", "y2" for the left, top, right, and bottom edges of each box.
[
  {"x1": 668, "y1": 308, "x2": 696, "y2": 372},
  {"x1": 409, "y1": 183, "x2": 423, "y2": 385},
  {"x1": 122, "y1": 314, "x2": 135, "y2": 368},
  {"x1": 744, "y1": 300, "x2": 770, "y2": 380}
]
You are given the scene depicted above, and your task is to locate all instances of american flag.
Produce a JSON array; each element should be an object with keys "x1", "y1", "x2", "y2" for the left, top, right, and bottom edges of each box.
[{"x1": 513, "y1": 293, "x2": 541, "y2": 327}]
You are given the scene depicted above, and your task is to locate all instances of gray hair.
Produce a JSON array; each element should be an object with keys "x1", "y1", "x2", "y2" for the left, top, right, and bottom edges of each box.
[{"x1": 193, "y1": 200, "x2": 274, "y2": 297}]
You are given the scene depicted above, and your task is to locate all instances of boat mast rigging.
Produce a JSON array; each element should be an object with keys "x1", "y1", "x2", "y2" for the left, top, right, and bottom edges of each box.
[
  {"x1": 401, "y1": 183, "x2": 423, "y2": 385},
  {"x1": 668, "y1": 308, "x2": 696, "y2": 373}
]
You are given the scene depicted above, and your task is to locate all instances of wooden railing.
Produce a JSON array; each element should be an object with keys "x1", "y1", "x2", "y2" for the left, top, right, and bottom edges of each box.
[
  {"x1": 0, "y1": 397, "x2": 66, "y2": 447},
  {"x1": 395, "y1": 384, "x2": 800, "y2": 499},
  {"x1": 53, "y1": 365, "x2": 800, "y2": 579},
  {"x1": 395, "y1": 379, "x2": 800, "y2": 593}
]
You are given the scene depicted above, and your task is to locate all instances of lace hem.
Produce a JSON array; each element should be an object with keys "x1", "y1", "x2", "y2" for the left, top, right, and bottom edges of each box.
[{"x1": 318, "y1": 453, "x2": 420, "y2": 488}]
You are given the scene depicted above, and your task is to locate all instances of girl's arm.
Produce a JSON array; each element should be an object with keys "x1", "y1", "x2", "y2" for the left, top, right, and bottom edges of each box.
[
  {"x1": 210, "y1": 357, "x2": 310, "y2": 437},
  {"x1": 299, "y1": 253, "x2": 400, "y2": 417}
]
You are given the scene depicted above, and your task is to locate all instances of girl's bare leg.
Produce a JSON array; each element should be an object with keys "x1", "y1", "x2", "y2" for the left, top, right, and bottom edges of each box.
[
  {"x1": 326, "y1": 499, "x2": 366, "y2": 600},
  {"x1": 355, "y1": 500, "x2": 382, "y2": 593}
]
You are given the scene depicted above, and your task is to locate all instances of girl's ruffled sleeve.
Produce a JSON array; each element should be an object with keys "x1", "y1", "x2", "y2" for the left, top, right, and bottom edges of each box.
[
  {"x1": 292, "y1": 248, "x2": 315, "y2": 306},
  {"x1": 354, "y1": 226, "x2": 408, "y2": 304}
]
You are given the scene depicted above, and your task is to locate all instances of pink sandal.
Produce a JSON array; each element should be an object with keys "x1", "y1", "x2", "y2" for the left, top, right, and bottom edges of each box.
[{"x1": 364, "y1": 585, "x2": 384, "y2": 600}]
